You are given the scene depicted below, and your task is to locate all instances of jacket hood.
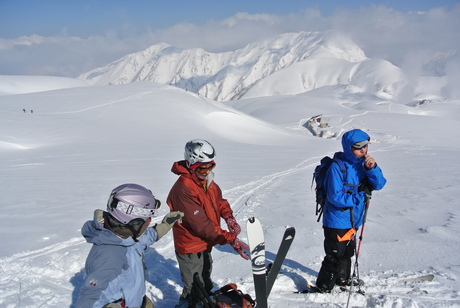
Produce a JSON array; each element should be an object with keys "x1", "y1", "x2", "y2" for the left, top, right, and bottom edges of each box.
[
  {"x1": 341, "y1": 129, "x2": 370, "y2": 162},
  {"x1": 81, "y1": 210, "x2": 136, "y2": 247},
  {"x1": 171, "y1": 160, "x2": 190, "y2": 176}
]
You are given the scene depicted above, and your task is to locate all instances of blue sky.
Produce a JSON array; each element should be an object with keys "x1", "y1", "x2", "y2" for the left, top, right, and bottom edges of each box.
[
  {"x1": 1, "y1": 0, "x2": 458, "y2": 38},
  {"x1": 0, "y1": 0, "x2": 459, "y2": 77}
]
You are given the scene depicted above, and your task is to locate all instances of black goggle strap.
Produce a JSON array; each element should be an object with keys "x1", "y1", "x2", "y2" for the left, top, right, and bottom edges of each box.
[
  {"x1": 154, "y1": 199, "x2": 161, "y2": 209},
  {"x1": 108, "y1": 192, "x2": 118, "y2": 209}
]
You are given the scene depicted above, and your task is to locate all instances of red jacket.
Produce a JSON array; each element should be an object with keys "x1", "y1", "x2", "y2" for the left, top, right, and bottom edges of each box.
[{"x1": 167, "y1": 160, "x2": 235, "y2": 254}]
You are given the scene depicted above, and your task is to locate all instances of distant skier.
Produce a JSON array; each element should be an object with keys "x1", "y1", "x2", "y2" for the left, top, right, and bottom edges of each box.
[
  {"x1": 76, "y1": 183, "x2": 184, "y2": 308},
  {"x1": 316, "y1": 129, "x2": 386, "y2": 292},
  {"x1": 167, "y1": 139, "x2": 249, "y2": 308}
]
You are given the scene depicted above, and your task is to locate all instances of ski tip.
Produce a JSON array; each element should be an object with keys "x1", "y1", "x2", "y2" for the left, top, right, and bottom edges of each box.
[
  {"x1": 420, "y1": 274, "x2": 435, "y2": 281},
  {"x1": 248, "y1": 217, "x2": 256, "y2": 223},
  {"x1": 408, "y1": 274, "x2": 435, "y2": 282}
]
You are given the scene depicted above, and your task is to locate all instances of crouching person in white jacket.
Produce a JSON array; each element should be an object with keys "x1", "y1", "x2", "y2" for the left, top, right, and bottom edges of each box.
[{"x1": 76, "y1": 183, "x2": 184, "y2": 308}]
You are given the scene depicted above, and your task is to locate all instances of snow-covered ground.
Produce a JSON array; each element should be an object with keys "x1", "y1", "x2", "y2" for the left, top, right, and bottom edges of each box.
[{"x1": 0, "y1": 76, "x2": 459, "y2": 307}]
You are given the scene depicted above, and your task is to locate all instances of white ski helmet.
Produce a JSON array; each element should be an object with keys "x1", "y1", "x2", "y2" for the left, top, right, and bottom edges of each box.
[
  {"x1": 107, "y1": 183, "x2": 161, "y2": 224},
  {"x1": 184, "y1": 139, "x2": 216, "y2": 166}
]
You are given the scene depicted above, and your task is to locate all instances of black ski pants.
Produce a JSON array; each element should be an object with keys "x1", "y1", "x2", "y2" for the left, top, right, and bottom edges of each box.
[{"x1": 316, "y1": 226, "x2": 356, "y2": 291}]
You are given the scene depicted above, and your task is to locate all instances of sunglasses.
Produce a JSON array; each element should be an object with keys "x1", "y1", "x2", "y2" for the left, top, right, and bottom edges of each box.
[
  {"x1": 352, "y1": 144, "x2": 368, "y2": 150},
  {"x1": 196, "y1": 165, "x2": 215, "y2": 174}
]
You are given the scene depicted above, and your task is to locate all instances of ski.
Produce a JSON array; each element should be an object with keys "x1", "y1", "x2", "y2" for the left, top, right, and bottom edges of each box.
[
  {"x1": 266, "y1": 226, "x2": 295, "y2": 296},
  {"x1": 400, "y1": 274, "x2": 434, "y2": 282},
  {"x1": 247, "y1": 217, "x2": 268, "y2": 308},
  {"x1": 290, "y1": 284, "x2": 322, "y2": 294},
  {"x1": 289, "y1": 284, "x2": 365, "y2": 295}
]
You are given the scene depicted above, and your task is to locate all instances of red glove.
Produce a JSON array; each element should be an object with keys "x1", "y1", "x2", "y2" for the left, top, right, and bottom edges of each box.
[
  {"x1": 230, "y1": 238, "x2": 250, "y2": 260},
  {"x1": 224, "y1": 215, "x2": 241, "y2": 236}
]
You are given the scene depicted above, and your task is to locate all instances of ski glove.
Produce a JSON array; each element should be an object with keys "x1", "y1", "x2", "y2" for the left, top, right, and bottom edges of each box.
[
  {"x1": 155, "y1": 211, "x2": 184, "y2": 240},
  {"x1": 230, "y1": 238, "x2": 250, "y2": 260},
  {"x1": 224, "y1": 215, "x2": 241, "y2": 236}
]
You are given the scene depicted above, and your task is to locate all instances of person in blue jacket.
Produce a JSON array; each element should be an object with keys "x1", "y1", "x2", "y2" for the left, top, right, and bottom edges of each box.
[
  {"x1": 76, "y1": 183, "x2": 184, "y2": 308},
  {"x1": 316, "y1": 129, "x2": 387, "y2": 292}
]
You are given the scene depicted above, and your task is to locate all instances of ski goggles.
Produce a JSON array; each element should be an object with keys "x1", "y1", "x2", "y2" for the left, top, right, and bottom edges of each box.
[
  {"x1": 196, "y1": 164, "x2": 215, "y2": 174},
  {"x1": 108, "y1": 192, "x2": 162, "y2": 222},
  {"x1": 352, "y1": 140, "x2": 369, "y2": 150},
  {"x1": 116, "y1": 200, "x2": 161, "y2": 218}
]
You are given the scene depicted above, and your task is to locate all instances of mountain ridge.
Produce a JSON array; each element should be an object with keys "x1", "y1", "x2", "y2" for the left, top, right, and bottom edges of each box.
[{"x1": 78, "y1": 31, "x2": 413, "y2": 102}]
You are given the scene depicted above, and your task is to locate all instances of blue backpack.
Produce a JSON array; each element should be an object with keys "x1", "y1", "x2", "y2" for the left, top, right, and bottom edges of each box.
[{"x1": 312, "y1": 152, "x2": 347, "y2": 222}]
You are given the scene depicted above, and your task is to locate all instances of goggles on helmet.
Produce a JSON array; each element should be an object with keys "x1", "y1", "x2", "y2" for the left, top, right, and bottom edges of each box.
[
  {"x1": 108, "y1": 192, "x2": 161, "y2": 223},
  {"x1": 116, "y1": 200, "x2": 161, "y2": 218}
]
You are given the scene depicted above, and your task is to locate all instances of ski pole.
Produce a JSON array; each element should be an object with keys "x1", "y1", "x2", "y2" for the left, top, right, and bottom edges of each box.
[
  {"x1": 356, "y1": 205, "x2": 368, "y2": 258},
  {"x1": 346, "y1": 191, "x2": 371, "y2": 307}
]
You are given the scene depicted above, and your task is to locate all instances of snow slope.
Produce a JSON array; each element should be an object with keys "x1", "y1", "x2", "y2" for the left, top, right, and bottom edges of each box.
[
  {"x1": 0, "y1": 76, "x2": 459, "y2": 308},
  {"x1": 0, "y1": 75, "x2": 88, "y2": 96}
]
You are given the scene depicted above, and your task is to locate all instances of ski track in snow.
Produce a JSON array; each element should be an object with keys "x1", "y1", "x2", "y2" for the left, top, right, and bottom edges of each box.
[
  {"x1": 225, "y1": 157, "x2": 319, "y2": 218},
  {"x1": 1, "y1": 148, "x2": 459, "y2": 308}
]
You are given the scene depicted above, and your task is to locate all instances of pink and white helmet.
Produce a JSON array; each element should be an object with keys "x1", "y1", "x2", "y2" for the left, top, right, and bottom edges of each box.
[{"x1": 107, "y1": 183, "x2": 161, "y2": 224}]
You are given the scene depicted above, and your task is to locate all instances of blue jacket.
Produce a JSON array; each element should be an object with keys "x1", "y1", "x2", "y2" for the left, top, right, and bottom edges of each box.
[
  {"x1": 323, "y1": 129, "x2": 387, "y2": 229},
  {"x1": 76, "y1": 210, "x2": 158, "y2": 308}
]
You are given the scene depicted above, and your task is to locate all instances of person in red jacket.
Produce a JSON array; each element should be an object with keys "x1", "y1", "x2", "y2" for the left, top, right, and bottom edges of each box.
[{"x1": 167, "y1": 139, "x2": 249, "y2": 308}]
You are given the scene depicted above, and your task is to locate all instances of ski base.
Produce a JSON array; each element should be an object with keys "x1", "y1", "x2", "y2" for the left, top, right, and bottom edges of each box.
[
  {"x1": 266, "y1": 226, "x2": 295, "y2": 296},
  {"x1": 290, "y1": 284, "x2": 365, "y2": 295}
]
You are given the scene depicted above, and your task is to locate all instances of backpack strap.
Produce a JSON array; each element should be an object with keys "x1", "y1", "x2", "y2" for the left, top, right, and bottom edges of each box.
[
  {"x1": 333, "y1": 155, "x2": 360, "y2": 190},
  {"x1": 215, "y1": 283, "x2": 237, "y2": 294}
]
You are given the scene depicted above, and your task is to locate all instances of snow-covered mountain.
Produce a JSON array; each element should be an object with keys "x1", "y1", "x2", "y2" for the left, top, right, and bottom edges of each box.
[{"x1": 79, "y1": 31, "x2": 415, "y2": 102}]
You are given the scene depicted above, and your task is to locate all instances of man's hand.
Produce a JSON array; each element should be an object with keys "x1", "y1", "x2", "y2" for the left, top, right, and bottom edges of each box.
[
  {"x1": 224, "y1": 215, "x2": 241, "y2": 236},
  {"x1": 230, "y1": 238, "x2": 250, "y2": 260},
  {"x1": 364, "y1": 154, "x2": 376, "y2": 170}
]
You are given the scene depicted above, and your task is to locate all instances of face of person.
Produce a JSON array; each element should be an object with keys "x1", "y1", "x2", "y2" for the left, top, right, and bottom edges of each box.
[
  {"x1": 194, "y1": 163, "x2": 215, "y2": 180},
  {"x1": 351, "y1": 144, "x2": 368, "y2": 158}
]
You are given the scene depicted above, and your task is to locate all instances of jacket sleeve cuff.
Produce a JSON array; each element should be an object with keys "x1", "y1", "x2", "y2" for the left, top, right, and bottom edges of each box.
[{"x1": 222, "y1": 213, "x2": 233, "y2": 220}]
